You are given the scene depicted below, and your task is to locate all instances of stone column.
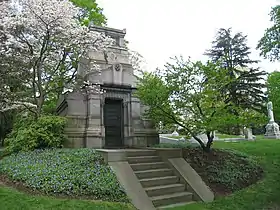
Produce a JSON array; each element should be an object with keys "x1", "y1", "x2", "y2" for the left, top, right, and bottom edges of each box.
[{"x1": 86, "y1": 93, "x2": 103, "y2": 148}]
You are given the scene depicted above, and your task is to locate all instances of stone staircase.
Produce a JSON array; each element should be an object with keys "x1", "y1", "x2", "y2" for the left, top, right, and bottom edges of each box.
[{"x1": 126, "y1": 150, "x2": 194, "y2": 209}]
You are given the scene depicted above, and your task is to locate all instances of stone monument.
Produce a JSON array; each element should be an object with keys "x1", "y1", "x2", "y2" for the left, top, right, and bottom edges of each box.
[
  {"x1": 265, "y1": 101, "x2": 280, "y2": 139},
  {"x1": 244, "y1": 127, "x2": 254, "y2": 141},
  {"x1": 56, "y1": 25, "x2": 159, "y2": 148}
]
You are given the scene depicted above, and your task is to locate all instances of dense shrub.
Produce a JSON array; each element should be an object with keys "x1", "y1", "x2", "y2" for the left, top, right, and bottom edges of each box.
[
  {"x1": 152, "y1": 143, "x2": 263, "y2": 195},
  {"x1": 0, "y1": 149, "x2": 128, "y2": 202},
  {"x1": 4, "y1": 115, "x2": 67, "y2": 153},
  {"x1": 184, "y1": 147, "x2": 263, "y2": 195}
]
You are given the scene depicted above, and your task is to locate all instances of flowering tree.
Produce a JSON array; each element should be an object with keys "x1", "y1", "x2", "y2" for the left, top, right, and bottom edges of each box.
[
  {"x1": 0, "y1": 0, "x2": 113, "y2": 117},
  {"x1": 136, "y1": 57, "x2": 266, "y2": 152}
]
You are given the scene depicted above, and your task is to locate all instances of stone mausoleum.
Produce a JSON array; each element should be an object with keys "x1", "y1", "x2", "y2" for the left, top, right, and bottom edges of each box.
[{"x1": 56, "y1": 26, "x2": 159, "y2": 148}]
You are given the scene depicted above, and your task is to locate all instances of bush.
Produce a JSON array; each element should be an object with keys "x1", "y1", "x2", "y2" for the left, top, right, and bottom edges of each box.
[
  {"x1": 0, "y1": 149, "x2": 128, "y2": 202},
  {"x1": 184, "y1": 147, "x2": 263, "y2": 194},
  {"x1": 5, "y1": 115, "x2": 67, "y2": 153}
]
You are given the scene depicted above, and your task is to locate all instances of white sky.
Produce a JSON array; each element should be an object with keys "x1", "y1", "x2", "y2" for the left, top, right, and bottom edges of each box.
[{"x1": 97, "y1": 0, "x2": 280, "y2": 72}]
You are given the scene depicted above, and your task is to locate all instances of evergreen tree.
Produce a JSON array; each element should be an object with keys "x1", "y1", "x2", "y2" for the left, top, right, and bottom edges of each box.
[{"x1": 205, "y1": 28, "x2": 267, "y2": 112}]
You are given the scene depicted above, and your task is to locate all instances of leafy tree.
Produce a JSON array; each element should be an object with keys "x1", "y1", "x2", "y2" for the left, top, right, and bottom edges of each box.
[
  {"x1": 0, "y1": 0, "x2": 113, "y2": 117},
  {"x1": 70, "y1": 0, "x2": 107, "y2": 26},
  {"x1": 257, "y1": 5, "x2": 280, "y2": 61},
  {"x1": 136, "y1": 57, "x2": 266, "y2": 152},
  {"x1": 267, "y1": 71, "x2": 280, "y2": 121},
  {"x1": 205, "y1": 28, "x2": 266, "y2": 112}
]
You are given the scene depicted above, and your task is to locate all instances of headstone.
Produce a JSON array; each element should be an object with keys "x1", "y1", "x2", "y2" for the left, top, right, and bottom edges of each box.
[
  {"x1": 245, "y1": 128, "x2": 254, "y2": 141},
  {"x1": 171, "y1": 130, "x2": 179, "y2": 136},
  {"x1": 265, "y1": 101, "x2": 280, "y2": 139}
]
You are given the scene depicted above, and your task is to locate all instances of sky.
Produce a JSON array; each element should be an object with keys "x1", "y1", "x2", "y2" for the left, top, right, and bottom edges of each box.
[{"x1": 97, "y1": 0, "x2": 280, "y2": 73}]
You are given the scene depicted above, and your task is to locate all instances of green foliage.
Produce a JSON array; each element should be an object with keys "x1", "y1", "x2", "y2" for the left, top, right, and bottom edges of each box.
[
  {"x1": 205, "y1": 28, "x2": 266, "y2": 112},
  {"x1": 70, "y1": 0, "x2": 107, "y2": 26},
  {"x1": 0, "y1": 149, "x2": 128, "y2": 202},
  {"x1": 205, "y1": 28, "x2": 258, "y2": 69},
  {"x1": 184, "y1": 147, "x2": 263, "y2": 193},
  {"x1": 267, "y1": 71, "x2": 280, "y2": 121},
  {"x1": 257, "y1": 5, "x2": 280, "y2": 61},
  {"x1": 42, "y1": 93, "x2": 59, "y2": 115},
  {"x1": 136, "y1": 57, "x2": 266, "y2": 151},
  {"x1": 4, "y1": 115, "x2": 67, "y2": 153}
]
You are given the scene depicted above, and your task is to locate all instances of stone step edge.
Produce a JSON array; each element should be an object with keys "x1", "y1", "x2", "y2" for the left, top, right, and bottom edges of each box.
[
  {"x1": 127, "y1": 155, "x2": 160, "y2": 159},
  {"x1": 134, "y1": 168, "x2": 173, "y2": 174},
  {"x1": 139, "y1": 175, "x2": 178, "y2": 182},
  {"x1": 130, "y1": 162, "x2": 166, "y2": 166},
  {"x1": 145, "y1": 183, "x2": 185, "y2": 191},
  {"x1": 151, "y1": 191, "x2": 193, "y2": 201}
]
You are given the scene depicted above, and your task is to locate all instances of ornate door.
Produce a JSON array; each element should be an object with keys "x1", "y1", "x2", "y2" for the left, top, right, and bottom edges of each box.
[{"x1": 104, "y1": 98, "x2": 124, "y2": 148}]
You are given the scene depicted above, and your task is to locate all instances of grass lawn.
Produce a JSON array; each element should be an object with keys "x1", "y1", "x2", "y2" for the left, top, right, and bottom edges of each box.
[
  {"x1": 169, "y1": 138, "x2": 280, "y2": 210},
  {"x1": 0, "y1": 185, "x2": 134, "y2": 210},
  {"x1": 215, "y1": 133, "x2": 243, "y2": 139},
  {"x1": 1, "y1": 138, "x2": 280, "y2": 209}
]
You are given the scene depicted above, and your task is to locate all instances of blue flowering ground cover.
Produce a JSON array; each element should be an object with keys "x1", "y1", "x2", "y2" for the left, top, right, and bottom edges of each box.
[{"x1": 0, "y1": 149, "x2": 128, "y2": 202}]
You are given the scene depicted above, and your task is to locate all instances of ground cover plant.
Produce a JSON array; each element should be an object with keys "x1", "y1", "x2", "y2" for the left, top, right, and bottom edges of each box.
[
  {"x1": 183, "y1": 147, "x2": 263, "y2": 196},
  {"x1": 0, "y1": 148, "x2": 128, "y2": 202},
  {"x1": 153, "y1": 142, "x2": 263, "y2": 197}
]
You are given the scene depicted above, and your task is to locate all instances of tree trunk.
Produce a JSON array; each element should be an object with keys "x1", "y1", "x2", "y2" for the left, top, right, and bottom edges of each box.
[{"x1": 204, "y1": 131, "x2": 214, "y2": 153}]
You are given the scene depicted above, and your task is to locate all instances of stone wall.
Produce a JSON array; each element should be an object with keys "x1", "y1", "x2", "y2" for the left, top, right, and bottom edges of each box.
[{"x1": 56, "y1": 25, "x2": 159, "y2": 148}]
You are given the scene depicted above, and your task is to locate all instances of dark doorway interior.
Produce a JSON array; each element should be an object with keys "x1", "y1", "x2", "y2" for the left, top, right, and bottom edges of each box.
[{"x1": 104, "y1": 98, "x2": 124, "y2": 148}]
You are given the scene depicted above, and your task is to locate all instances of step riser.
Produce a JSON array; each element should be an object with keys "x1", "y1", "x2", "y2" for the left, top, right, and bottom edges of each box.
[
  {"x1": 146, "y1": 185, "x2": 185, "y2": 197},
  {"x1": 127, "y1": 157, "x2": 161, "y2": 164},
  {"x1": 153, "y1": 194, "x2": 193, "y2": 207},
  {"x1": 126, "y1": 151, "x2": 156, "y2": 157},
  {"x1": 140, "y1": 177, "x2": 179, "y2": 188},
  {"x1": 131, "y1": 163, "x2": 167, "y2": 171},
  {"x1": 136, "y1": 170, "x2": 173, "y2": 179}
]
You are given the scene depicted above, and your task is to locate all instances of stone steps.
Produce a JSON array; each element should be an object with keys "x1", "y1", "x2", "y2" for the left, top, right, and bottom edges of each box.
[
  {"x1": 140, "y1": 176, "x2": 179, "y2": 188},
  {"x1": 127, "y1": 156, "x2": 162, "y2": 164},
  {"x1": 145, "y1": 183, "x2": 186, "y2": 197},
  {"x1": 126, "y1": 150, "x2": 194, "y2": 209},
  {"x1": 151, "y1": 191, "x2": 193, "y2": 207},
  {"x1": 130, "y1": 162, "x2": 167, "y2": 171},
  {"x1": 135, "y1": 168, "x2": 174, "y2": 179}
]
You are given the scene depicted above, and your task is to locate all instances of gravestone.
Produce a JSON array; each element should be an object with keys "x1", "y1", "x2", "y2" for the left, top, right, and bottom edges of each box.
[
  {"x1": 56, "y1": 26, "x2": 159, "y2": 148},
  {"x1": 171, "y1": 130, "x2": 179, "y2": 136},
  {"x1": 244, "y1": 128, "x2": 254, "y2": 141},
  {"x1": 265, "y1": 101, "x2": 280, "y2": 139}
]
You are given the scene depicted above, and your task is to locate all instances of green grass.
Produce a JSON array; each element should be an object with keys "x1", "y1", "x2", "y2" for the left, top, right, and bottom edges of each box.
[
  {"x1": 215, "y1": 133, "x2": 242, "y2": 139},
  {"x1": 169, "y1": 138, "x2": 280, "y2": 210},
  {"x1": 0, "y1": 186, "x2": 134, "y2": 210},
  {"x1": 1, "y1": 139, "x2": 279, "y2": 209}
]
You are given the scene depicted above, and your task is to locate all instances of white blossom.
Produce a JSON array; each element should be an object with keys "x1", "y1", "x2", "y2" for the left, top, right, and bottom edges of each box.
[{"x1": 0, "y1": 0, "x2": 113, "y2": 114}]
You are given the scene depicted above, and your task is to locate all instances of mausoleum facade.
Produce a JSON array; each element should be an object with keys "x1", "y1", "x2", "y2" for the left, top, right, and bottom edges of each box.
[{"x1": 56, "y1": 26, "x2": 159, "y2": 148}]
